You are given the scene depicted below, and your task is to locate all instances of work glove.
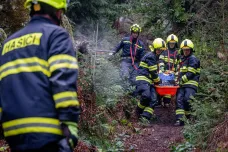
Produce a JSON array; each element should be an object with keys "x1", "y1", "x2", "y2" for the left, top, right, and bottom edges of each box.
[{"x1": 60, "y1": 121, "x2": 78, "y2": 151}]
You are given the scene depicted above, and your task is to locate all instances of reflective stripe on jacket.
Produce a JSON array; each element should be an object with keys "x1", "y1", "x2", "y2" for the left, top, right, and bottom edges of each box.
[
  {"x1": 136, "y1": 52, "x2": 160, "y2": 84},
  {"x1": 113, "y1": 36, "x2": 145, "y2": 60},
  {"x1": 158, "y1": 49, "x2": 179, "y2": 72},
  {"x1": 0, "y1": 16, "x2": 80, "y2": 150},
  {"x1": 178, "y1": 55, "x2": 200, "y2": 90}
]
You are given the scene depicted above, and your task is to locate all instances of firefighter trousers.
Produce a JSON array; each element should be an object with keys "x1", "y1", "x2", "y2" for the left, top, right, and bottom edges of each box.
[
  {"x1": 175, "y1": 87, "x2": 196, "y2": 120},
  {"x1": 136, "y1": 83, "x2": 158, "y2": 119}
]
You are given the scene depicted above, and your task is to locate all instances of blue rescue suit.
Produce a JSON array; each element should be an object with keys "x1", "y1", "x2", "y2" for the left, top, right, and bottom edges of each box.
[
  {"x1": 113, "y1": 36, "x2": 145, "y2": 86},
  {"x1": 176, "y1": 54, "x2": 200, "y2": 120},
  {"x1": 0, "y1": 16, "x2": 80, "y2": 151},
  {"x1": 135, "y1": 52, "x2": 160, "y2": 119}
]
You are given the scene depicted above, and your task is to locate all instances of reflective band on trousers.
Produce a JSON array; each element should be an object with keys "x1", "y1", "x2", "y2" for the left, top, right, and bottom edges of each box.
[
  {"x1": 176, "y1": 109, "x2": 185, "y2": 115},
  {"x1": 144, "y1": 107, "x2": 154, "y2": 114},
  {"x1": 2, "y1": 117, "x2": 63, "y2": 137}
]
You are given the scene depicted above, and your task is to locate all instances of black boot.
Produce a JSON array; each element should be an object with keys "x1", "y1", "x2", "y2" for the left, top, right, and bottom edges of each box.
[
  {"x1": 140, "y1": 111, "x2": 152, "y2": 120},
  {"x1": 135, "y1": 107, "x2": 144, "y2": 119},
  {"x1": 174, "y1": 120, "x2": 184, "y2": 126}
]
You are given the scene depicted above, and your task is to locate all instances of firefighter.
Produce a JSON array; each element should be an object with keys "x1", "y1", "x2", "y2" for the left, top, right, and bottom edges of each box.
[
  {"x1": 112, "y1": 24, "x2": 145, "y2": 88},
  {"x1": 135, "y1": 38, "x2": 166, "y2": 121},
  {"x1": 175, "y1": 39, "x2": 200, "y2": 126},
  {"x1": 0, "y1": 0, "x2": 80, "y2": 152},
  {"x1": 158, "y1": 34, "x2": 179, "y2": 107}
]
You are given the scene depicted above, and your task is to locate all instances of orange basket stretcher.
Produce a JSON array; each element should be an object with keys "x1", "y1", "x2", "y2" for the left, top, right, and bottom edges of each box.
[{"x1": 155, "y1": 85, "x2": 179, "y2": 96}]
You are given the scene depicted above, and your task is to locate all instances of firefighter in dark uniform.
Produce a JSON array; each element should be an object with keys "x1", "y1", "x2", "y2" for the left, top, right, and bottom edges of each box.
[
  {"x1": 175, "y1": 39, "x2": 200, "y2": 126},
  {"x1": 135, "y1": 38, "x2": 166, "y2": 121},
  {"x1": 112, "y1": 24, "x2": 145, "y2": 87},
  {"x1": 158, "y1": 34, "x2": 179, "y2": 107},
  {"x1": 0, "y1": 0, "x2": 80, "y2": 151}
]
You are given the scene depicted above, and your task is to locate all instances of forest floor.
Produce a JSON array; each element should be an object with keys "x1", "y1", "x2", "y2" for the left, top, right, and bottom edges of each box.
[{"x1": 124, "y1": 104, "x2": 184, "y2": 152}]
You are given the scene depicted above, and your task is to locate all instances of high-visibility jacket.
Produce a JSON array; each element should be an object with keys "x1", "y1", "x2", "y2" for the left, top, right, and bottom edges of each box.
[
  {"x1": 158, "y1": 49, "x2": 179, "y2": 72},
  {"x1": 136, "y1": 52, "x2": 160, "y2": 85},
  {"x1": 0, "y1": 16, "x2": 80, "y2": 151},
  {"x1": 178, "y1": 54, "x2": 200, "y2": 90},
  {"x1": 113, "y1": 36, "x2": 145, "y2": 61}
]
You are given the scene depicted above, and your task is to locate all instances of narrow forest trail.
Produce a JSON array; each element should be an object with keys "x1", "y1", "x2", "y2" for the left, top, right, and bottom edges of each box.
[{"x1": 125, "y1": 105, "x2": 184, "y2": 152}]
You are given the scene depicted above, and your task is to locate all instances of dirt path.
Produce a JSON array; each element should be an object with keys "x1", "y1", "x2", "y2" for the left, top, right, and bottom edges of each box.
[{"x1": 125, "y1": 105, "x2": 184, "y2": 152}]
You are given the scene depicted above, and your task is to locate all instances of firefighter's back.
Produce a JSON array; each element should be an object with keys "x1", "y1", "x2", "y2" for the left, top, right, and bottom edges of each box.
[{"x1": 0, "y1": 16, "x2": 65, "y2": 151}]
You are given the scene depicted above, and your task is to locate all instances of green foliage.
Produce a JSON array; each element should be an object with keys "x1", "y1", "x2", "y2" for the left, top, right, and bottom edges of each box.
[
  {"x1": 67, "y1": 0, "x2": 129, "y2": 24},
  {"x1": 171, "y1": 142, "x2": 195, "y2": 152},
  {"x1": 181, "y1": 56, "x2": 228, "y2": 149}
]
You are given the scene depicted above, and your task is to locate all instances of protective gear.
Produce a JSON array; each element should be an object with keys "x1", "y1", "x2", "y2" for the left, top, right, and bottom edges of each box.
[
  {"x1": 113, "y1": 36, "x2": 145, "y2": 87},
  {"x1": 130, "y1": 24, "x2": 142, "y2": 33},
  {"x1": 136, "y1": 51, "x2": 160, "y2": 121},
  {"x1": 136, "y1": 52, "x2": 160, "y2": 85},
  {"x1": 175, "y1": 87, "x2": 196, "y2": 125},
  {"x1": 180, "y1": 39, "x2": 194, "y2": 49},
  {"x1": 113, "y1": 36, "x2": 145, "y2": 62},
  {"x1": 166, "y1": 34, "x2": 178, "y2": 43},
  {"x1": 177, "y1": 55, "x2": 200, "y2": 90},
  {"x1": 24, "y1": 0, "x2": 69, "y2": 11},
  {"x1": 61, "y1": 122, "x2": 78, "y2": 150},
  {"x1": 152, "y1": 38, "x2": 166, "y2": 50},
  {"x1": 0, "y1": 16, "x2": 80, "y2": 151}
]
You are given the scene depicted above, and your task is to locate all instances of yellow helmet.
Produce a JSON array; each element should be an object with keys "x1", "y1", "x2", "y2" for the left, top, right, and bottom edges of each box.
[
  {"x1": 166, "y1": 34, "x2": 178, "y2": 43},
  {"x1": 130, "y1": 24, "x2": 142, "y2": 33},
  {"x1": 152, "y1": 38, "x2": 166, "y2": 50},
  {"x1": 180, "y1": 39, "x2": 194, "y2": 49},
  {"x1": 24, "y1": 0, "x2": 69, "y2": 11}
]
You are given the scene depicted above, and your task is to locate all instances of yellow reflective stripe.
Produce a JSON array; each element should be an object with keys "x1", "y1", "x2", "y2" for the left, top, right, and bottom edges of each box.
[
  {"x1": 2, "y1": 117, "x2": 62, "y2": 136},
  {"x1": 48, "y1": 54, "x2": 78, "y2": 73},
  {"x1": 164, "y1": 95, "x2": 171, "y2": 98},
  {"x1": 2, "y1": 33, "x2": 43, "y2": 55},
  {"x1": 138, "y1": 102, "x2": 145, "y2": 109},
  {"x1": 53, "y1": 91, "x2": 77, "y2": 100},
  {"x1": 123, "y1": 41, "x2": 131, "y2": 44},
  {"x1": 163, "y1": 57, "x2": 174, "y2": 63},
  {"x1": 196, "y1": 68, "x2": 200, "y2": 73},
  {"x1": 56, "y1": 101, "x2": 79, "y2": 108},
  {"x1": 0, "y1": 57, "x2": 50, "y2": 80},
  {"x1": 182, "y1": 75, "x2": 188, "y2": 82},
  {"x1": 180, "y1": 66, "x2": 187, "y2": 72},
  {"x1": 159, "y1": 63, "x2": 165, "y2": 66},
  {"x1": 53, "y1": 91, "x2": 79, "y2": 108},
  {"x1": 149, "y1": 65, "x2": 157, "y2": 71},
  {"x1": 184, "y1": 80, "x2": 198, "y2": 87},
  {"x1": 0, "y1": 108, "x2": 2, "y2": 113},
  {"x1": 135, "y1": 44, "x2": 142, "y2": 49},
  {"x1": 136, "y1": 76, "x2": 152, "y2": 84},
  {"x1": 144, "y1": 107, "x2": 154, "y2": 114},
  {"x1": 176, "y1": 109, "x2": 185, "y2": 115},
  {"x1": 153, "y1": 77, "x2": 160, "y2": 83},
  {"x1": 159, "y1": 55, "x2": 164, "y2": 59},
  {"x1": 3, "y1": 117, "x2": 60, "y2": 128},
  {"x1": 188, "y1": 67, "x2": 196, "y2": 74},
  {"x1": 185, "y1": 111, "x2": 190, "y2": 115},
  {"x1": 48, "y1": 54, "x2": 77, "y2": 64},
  {"x1": 139, "y1": 62, "x2": 149, "y2": 68},
  {"x1": 4, "y1": 127, "x2": 62, "y2": 137}
]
